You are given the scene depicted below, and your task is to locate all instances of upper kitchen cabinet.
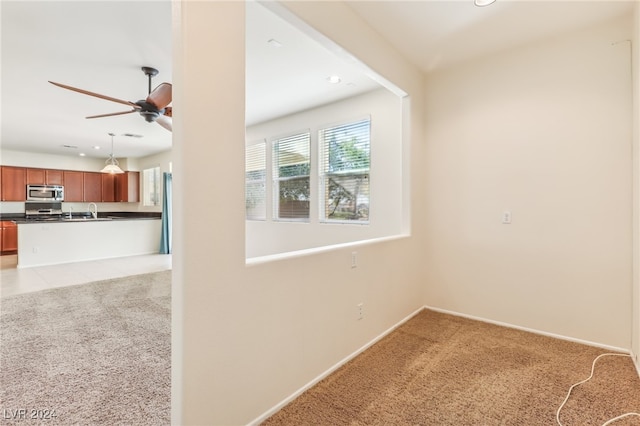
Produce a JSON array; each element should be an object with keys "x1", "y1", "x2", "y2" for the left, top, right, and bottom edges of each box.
[
  {"x1": 1, "y1": 166, "x2": 26, "y2": 201},
  {"x1": 102, "y1": 174, "x2": 116, "y2": 202},
  {"x1": 63, "y1": 171, "x2": 83, "y2": 202},
  {"x1": 26, "y1": 168, "x2": 64, "y2": 185},
  {"x1": 47, "y1": 170, "x2": 64, "y2": 185},
  {"x1": 0, "y1": 166, "x2": 140, "y2": 203},
  {"x1": 115, "y1": 171, "x2": 139, "y2": 202},
  {"x1": 83, "y1": 172, "x2": 102, "y2": 202}
]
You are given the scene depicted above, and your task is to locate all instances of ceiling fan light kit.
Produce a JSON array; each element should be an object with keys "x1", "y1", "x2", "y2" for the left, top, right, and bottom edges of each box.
[{"x1": 49, "y1": 66, "x2": 172, "y2": 132}]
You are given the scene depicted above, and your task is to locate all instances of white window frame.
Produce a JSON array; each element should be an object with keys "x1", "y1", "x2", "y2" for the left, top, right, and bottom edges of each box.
[{"x1": 142, "y1": 166, "x2": 161, "y2": 207}]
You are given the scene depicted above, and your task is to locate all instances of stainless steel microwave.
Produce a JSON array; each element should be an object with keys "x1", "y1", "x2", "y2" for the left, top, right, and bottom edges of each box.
[{"x1": 26, "y1": 184, "x2": 64, "y2": 202}]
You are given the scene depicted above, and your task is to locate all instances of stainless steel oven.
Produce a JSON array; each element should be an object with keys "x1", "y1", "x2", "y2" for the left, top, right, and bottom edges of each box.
[
  {"x1": 26, "y1": 184, "x2": 64, "y2": 202},
  {"x1": 25, "y1": 202, "x2": 63, "y2": 221}
]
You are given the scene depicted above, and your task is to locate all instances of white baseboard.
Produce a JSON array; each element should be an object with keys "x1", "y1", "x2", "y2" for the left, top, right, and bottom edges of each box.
[
  {"x1": 246, "y1": 306, "x2": 426, "y2": 426},
  {"x1": 632, "y1": 350, "x2": 640, "y2": 379},
  {"x1": 425, "y1": 305, "x2": 630, "y2": 354}
]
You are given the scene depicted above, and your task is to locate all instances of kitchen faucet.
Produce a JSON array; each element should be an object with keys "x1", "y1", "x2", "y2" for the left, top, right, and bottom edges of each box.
[
  {"x1": 88, "y1": 203, "x2": 98, "y2": 219},
  {"x1": 67, "y1": 206, "x2": 73, "y2": 219}
]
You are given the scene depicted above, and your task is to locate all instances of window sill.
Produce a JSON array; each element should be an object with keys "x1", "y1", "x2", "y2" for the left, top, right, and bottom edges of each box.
[{"x1": 245, "y1": 233, "x2": 409, "y2": 266}]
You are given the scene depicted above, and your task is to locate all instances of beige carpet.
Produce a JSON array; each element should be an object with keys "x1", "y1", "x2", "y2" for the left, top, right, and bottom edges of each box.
[
  {"x1": 0, "y1": 271, "x2": 171, "y2": 425},
  {"x1": 263, "y1": 309, "x2": 640, "y2": 426}
]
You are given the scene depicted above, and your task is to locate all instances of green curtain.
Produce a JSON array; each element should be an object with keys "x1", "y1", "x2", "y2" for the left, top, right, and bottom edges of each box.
[{"x1": 159, "y1": 172, "x2": 172, "y2": 254}]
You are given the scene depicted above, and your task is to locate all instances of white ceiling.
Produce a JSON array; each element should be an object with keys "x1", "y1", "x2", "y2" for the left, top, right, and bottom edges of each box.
[
  {"x1": 1, "y1": 1, "x2": 634, "y2": 160},
  {"x1": 347, "y1": 0, "x2": 634, "y2": 72},
  {"x1": 1, "y1": 1, "x2": 173, "y2": 159}
]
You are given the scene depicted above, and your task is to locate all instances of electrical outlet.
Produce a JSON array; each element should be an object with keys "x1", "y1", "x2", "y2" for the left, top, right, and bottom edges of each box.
[
  {"x1": 502, "y1": 211, "x2": 512, "y2": 224},
  {"x1": 351, "y1": 251, "x2": 358, "y2": 268},
  {"x1": 357, "y1": 302, "x2": 364, "y2": 320}
]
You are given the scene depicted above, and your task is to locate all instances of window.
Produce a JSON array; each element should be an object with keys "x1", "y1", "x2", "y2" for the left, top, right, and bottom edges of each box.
[
  {"x1": 245, "y1": 141, "x2": 266, "y2": 220},
  {"x1": 319, "y1": 118, "x2": 370, "y2": 222},
  {"x1": 273, "y1": 132, "x2": 311, "y2": 220},
  {"x1": 143, "y1": 166, "x2": 161, "y2": 207}
]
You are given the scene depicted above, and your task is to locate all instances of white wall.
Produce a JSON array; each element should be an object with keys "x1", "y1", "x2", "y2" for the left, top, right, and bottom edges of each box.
[
  {"x1": 0, "y1": 149, "x2": 106, "y2": 171},
  {"x1": 423, "y1": 15, "x2": 633, "y2": 349},
  {"x1": 245, "y1": 88, "x2": 404, "y2": 258},
  {"x1": 172, "y1": 1, "x2": 425, "y2": 424}
]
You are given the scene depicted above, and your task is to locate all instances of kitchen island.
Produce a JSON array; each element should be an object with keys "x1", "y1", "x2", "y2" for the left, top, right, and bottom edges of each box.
[{"x1": 15, "y1": 215, "x2": 161, "y2": 268}]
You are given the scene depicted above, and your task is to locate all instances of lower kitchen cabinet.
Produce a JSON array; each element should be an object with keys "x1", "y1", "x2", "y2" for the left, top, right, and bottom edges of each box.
[{"x1": 1, "y1": 221, "x2": 17, "y2": 255}]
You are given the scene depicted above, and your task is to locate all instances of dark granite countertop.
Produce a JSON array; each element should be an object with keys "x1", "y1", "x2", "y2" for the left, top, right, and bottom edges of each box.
[{"x1": 1, "y1": 212, "x2": 162, "y2": 223}]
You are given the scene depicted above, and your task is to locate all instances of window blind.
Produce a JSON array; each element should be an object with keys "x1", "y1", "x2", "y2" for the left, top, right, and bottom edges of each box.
[
  {"x1": 319, "y1": 118, "x2": 370, "y2": 222},
  {"x1": 273, "y1": 132, "x2": 310, "y2": 220},
  {"x1": 245, "y1": 141, "x2": 266, "y2": 220}
]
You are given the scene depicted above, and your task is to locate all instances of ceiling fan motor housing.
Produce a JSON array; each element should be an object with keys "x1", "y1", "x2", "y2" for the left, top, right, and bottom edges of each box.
[{"x1": 135, "y1": 100, "x2": 162, "y2": 122}]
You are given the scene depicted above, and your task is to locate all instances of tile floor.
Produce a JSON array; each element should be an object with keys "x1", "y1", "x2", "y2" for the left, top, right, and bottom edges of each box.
[{"x1": 0, "y1": 253, "x2": 172, "y2": 298}]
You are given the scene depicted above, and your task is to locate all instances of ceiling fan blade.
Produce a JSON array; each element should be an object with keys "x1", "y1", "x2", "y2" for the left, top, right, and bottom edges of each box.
[
  {"x1": 147, "y1": 83, "x2": 172, "y2": 110},
  {"x1": 86, "y1": 109, "x2": 138, "y2": 119},
  {"x1": 49, "y1": 81, "x2": 138, "y2": 107},
  {"x1": 156, "y1": 114, "x2": 172, "y2": 132}
]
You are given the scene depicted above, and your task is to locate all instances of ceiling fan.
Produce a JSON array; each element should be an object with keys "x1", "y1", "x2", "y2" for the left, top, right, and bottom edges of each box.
[{"x1": 49, "y1": 66, "x2": 172, "y2": 132}]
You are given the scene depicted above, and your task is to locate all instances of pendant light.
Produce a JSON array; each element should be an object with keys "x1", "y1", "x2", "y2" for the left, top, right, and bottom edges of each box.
[
  {"x1": 474, "y1": 0, "x2": 496, "y2": 6},
  {"x1": 101, "y1": 132, "x2": 124, "y2": 174}
]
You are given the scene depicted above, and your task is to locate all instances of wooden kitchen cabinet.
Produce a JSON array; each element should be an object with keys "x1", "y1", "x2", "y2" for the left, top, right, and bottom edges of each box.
[
  {"x1": 115, "y1": 171, "x2": 139, "y2": 202},
  {"x1": 26, "y1": 168, "x2": 45, "y2": 185},
  {"x1": 102, "y1": 173, "x2": 116, "y2": 202},
  {"x1": 1, "y1": 166, "x2": 26, "y2": 201},
  {"x1": 27, "y1": 168, "x2": 64, "y2": 185},
  {"x1": 83, "y1": 172, "x2": 102, "y2": 202},
  {"x1": 63, "y1": 171, "x2": 83, "y2": 202},
  {"x1": 1, "y1": 221, "x2": 17, "y2": 255},
  {"x1": 0, "y1": 166, "x2": 140, "y2": 203},
  {"x1": 46, "y1": 169, "x2": 64, "y2": 185}
]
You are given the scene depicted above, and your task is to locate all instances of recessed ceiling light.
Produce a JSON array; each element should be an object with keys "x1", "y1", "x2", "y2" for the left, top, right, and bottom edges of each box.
[
  {"x1": 267, "y1": 38, "x2": 283, "y2": 48},
  {"x1": 79, "y1": 153, "x2": 86, "y2": 157},
  {"x1": 93, "y1": 146, "x2": 101, "y2": 150},
  {"x1": 327, "y1": 75, "x2": 341, "y2": 84},
  {"x1": 474, "y1": 0, "x2": 496, "y2": 6}
]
